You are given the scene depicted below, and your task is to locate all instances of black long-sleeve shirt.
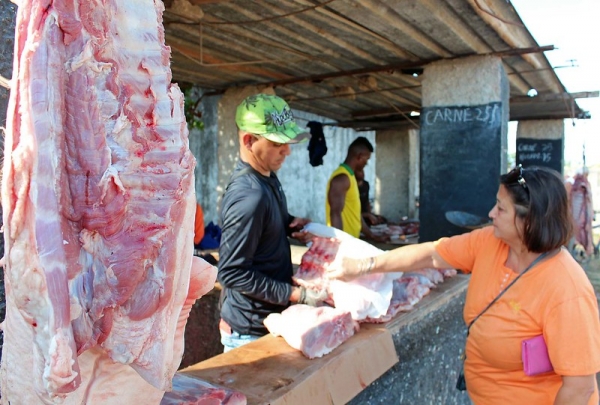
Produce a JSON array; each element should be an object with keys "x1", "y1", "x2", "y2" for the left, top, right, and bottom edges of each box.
[{"x1": 218, "y1": 160, "x2": 295, "y2": 336}]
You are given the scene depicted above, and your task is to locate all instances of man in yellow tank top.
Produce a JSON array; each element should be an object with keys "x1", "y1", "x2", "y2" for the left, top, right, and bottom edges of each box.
[{"x1": 326, "y1": 137, "x2": 386, "y2": 241}]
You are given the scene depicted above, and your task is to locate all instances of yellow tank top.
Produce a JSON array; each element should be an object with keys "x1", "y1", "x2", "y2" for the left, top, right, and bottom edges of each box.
[{"x1": 325, "y1": 164, "x2": 362, "y2": 238}]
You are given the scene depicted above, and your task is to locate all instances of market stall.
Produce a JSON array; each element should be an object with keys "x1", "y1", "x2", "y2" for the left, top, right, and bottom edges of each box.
[{"x1": 176, "y1": 269, "x2": 469, "y2": 404}]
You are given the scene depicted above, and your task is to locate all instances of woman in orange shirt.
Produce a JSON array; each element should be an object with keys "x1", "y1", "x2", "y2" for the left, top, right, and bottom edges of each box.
[{"x1": 328, "y1": 166, "x2": 600, "y2": 405}]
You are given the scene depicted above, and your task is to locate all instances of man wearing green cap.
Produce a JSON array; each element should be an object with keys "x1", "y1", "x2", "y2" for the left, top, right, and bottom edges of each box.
[{"x1": 217, "y1": 94, "x2": 327, "y2": 352}]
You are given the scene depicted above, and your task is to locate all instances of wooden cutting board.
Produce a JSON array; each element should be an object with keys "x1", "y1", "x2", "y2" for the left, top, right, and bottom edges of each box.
[{"x1": 180, "y1": 325, "x2": 397, "y2": 405}]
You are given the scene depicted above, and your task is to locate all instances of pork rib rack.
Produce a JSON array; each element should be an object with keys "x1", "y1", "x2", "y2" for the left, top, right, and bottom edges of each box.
[{"x1": 1, "y1": 0, "x2": 215, "y2": 404}]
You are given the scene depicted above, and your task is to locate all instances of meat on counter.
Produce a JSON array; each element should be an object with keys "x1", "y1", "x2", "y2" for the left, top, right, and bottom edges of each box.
[{"x1": 264, "y1": 305, "x2": 359, "y2": 359}]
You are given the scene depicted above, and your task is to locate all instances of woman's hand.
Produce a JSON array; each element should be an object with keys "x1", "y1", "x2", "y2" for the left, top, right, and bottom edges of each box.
[{"x1": 326, "y1": 257, "x2": 373, "y2": 281}]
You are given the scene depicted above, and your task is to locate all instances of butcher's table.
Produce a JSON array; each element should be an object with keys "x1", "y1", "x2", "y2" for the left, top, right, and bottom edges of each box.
[{"x1": 178, "y1": 244, "x2": 470, "y2": 404}]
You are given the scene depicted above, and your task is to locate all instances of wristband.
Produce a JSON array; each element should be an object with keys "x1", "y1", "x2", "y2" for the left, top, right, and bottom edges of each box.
[
  {"x1": 359, "y1": 257, "x2": 376, "y2": 275},
  {"x1": 299, "y1": 286, "x2": 307, "y2": 304}
]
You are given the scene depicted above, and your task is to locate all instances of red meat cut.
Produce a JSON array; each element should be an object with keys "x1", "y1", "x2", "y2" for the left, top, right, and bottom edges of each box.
[
  {"x1": 264, "y1": 304, "x2": 359, "y2": 359},
  {"x1": 0, "y1": 0, "x2": 217, "y2": 403}
]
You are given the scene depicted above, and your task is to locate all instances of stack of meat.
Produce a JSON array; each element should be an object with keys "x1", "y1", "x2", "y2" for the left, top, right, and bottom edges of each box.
[
  {"x1": 1, "y1": 0, "x2": 217, "y2": 404},
  {"x1": 268, "y1": 224, "x2": 457, "y2": 357},
  {"x1": 369, "y1": 221, "x2": 420, "y2": 242},
  {"x1": 294, "y1": 227, "x2": 395, "y2": 321},
  {"x1": 366, "y1": 268, "x2": 458, "y2": 323}
]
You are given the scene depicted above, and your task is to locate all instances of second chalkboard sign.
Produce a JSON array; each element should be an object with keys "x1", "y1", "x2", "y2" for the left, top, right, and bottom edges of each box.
[{"x1": 515, "y1": 138, "x2": 563, "y2": 174}]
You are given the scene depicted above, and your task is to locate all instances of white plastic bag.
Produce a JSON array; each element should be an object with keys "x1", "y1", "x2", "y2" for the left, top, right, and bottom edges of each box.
[{"x1": 298, "y1": 223, "x2": 401, "y2": 320}]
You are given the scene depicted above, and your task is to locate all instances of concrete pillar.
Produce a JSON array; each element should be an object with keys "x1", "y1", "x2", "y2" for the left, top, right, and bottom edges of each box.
[
  {"x1": 420, "y1": 56, "x2": 509, "y2": 242},
  {"x1": 188, "y1": 87, "x2": 220, "y2": 225},
  {"x1": 408, "y1": 128, "x2": 420, "y2": 219},
  {"x1": 515, "y1": 120, "x2": 564, "y2": 175},
  {"x1": 210, "y1": 86, "x2": 275, "y2": 223},
  {"x1": 374, "y1": 127, "x2": 414, "y2": 223}
]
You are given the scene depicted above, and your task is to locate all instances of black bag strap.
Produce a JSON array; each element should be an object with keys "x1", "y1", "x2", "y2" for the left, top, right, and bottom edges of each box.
[{"x1": 466, "y1": 250, "x2": 551, "y2": 335}]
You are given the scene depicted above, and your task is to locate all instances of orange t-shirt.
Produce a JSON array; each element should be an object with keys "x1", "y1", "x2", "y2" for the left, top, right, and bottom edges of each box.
[
  {"x1": 194, "y1": 203, "x2": 205, "y2": 245},
  {"x1": 436, "y1": 227, "x2": 600, "y2": 405}
]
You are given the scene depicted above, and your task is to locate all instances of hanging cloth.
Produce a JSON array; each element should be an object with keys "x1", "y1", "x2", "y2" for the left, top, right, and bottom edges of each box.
[{"x1": 307, "y1": 121, "x2": 328, "y2": 167}]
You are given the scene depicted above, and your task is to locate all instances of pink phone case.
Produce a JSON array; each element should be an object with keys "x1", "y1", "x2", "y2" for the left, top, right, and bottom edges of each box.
[{"x1": 522, "y1": 335, "x2": 553, "y2": 376}]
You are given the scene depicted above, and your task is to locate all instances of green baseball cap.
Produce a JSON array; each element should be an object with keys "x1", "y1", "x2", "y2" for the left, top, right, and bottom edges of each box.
[{"x1": 235, "y1": 94, "x2": 310, "y2": 144}]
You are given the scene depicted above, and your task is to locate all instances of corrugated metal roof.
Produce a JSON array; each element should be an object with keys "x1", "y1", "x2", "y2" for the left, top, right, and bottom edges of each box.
[{"x1": 163, "y1": 0, "x2": 589, "y2": 128}]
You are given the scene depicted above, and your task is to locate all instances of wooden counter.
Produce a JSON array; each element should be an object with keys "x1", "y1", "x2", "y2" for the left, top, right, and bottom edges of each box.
[
  {"x1": 181, "y1": 324, "x2": 396, "y2": 405},
  {"x1": 175, "y1": 272, "x2": 470, "y2": 405}
]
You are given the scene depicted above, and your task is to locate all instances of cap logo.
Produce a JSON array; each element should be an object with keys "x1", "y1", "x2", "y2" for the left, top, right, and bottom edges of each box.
[{"x1": 269, "y1": 107, "x2": 293, "y2": 127}]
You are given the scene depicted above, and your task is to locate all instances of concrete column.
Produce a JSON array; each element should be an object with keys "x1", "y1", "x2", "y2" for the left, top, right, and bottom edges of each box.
[
  {"x1": 408, "y1": 128, "x2": 420, "y2": 219},
  {"x1": 214, "y1": 86, "x2": 275, "y2": 221},
  {"x1": 515, "y1": 120, "x2": 564, "y2": 175},
  {"x1": 374, "y1": 127, "x2": 413, "y2": 223},
  {"x1": 420, "y1": 56, "x2": 509, "y2": 242},
  {"x1": 189, "y1": 87, "x2": 220, "y2": 225}
]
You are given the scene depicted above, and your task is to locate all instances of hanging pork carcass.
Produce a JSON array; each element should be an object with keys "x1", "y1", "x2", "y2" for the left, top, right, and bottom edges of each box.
[{"x1": 0, "y1": 0, "x2": 217, "y2": 403}]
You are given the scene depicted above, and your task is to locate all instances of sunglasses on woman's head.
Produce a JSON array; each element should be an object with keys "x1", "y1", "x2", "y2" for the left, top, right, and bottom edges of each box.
[{"x1": 507, "y1": 164, "x2": 528, "y2": 190}]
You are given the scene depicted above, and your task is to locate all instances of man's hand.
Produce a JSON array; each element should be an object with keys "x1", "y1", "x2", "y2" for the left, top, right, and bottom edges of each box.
[
  {"x1": 291, "y1": 230, "x2": 315, "y2": 245},
  {"x1": 289, "y1": 217, "x2": 314, "y2": 244},
  {"x1": 298, "y1": 286, "x2": 329, "y2": 307},
  {"x1": 289, "y1": 217, "x2": 310, "y2": 230}
]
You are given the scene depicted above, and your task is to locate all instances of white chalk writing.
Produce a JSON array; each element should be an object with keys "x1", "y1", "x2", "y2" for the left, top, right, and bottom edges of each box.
[
  {"x1": 517, "y1": 143, "x2": 537, "y2": 152},
  {"x1": 424, "y1": 104, "x2": 500, "y2": 126},
  {"x1": 517, "y1": 141, "x2": 555, "y2": 164},
  {"x1": 519, "y1": 152, "x2": 553, "y2": 163}
]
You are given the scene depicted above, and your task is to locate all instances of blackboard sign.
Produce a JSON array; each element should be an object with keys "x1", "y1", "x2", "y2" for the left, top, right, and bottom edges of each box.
[
  {"x1": 420, "y1": 102, "x2": 504, "y2": 242},
  {"x1": 516, "y1": 138, "x2": 562, "y2": 174}
]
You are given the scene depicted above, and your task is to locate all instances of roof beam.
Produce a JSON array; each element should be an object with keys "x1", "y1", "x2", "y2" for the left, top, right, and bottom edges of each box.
[
  {"x1": 418, "y1": 0, "x2": 491, "y2": 54},
  {"x1": 293, "y1": 0, "x2": 415, "y2": 60},
  {"x1": 166, "y1": 35, "x2": 292, "y2": 80},
  {"x1": 211, "y1": 4, "x2": 352, "y2": 63},
  {"x1": 257, "y1": 45, "x2": 555, "y2": 88},
  {"x1": 348, "y1": 90, "x2": 598, "y2": 120},
  {"x1": 341, "y1": 0, "x2": 451, "y2": 57},
  {"x1": 351, "y1": 107, "x2": 417, "y2": 119},
  {"x1": 511, "y1": 91, "x2": 599, "y2": 104},
  {"x1": 465, "y1": 0, "x2": 563, "y2": 93}
]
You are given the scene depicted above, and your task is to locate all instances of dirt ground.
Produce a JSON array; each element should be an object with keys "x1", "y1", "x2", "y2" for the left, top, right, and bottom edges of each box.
[
  {"x1": 579, "y1": 230, "x2": 600, "y2": 392},
  {"x1": 581, "y1": 227, "x2": 600, "y2": 300},
  {"x1": 583, "y1": 255, "x2": 600, "y2": 298}
]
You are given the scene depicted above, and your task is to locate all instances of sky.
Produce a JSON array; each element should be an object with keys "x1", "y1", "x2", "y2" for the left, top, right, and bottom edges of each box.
[{"x1": 509, "y1": 0, "x2": 600, "y2": 172}]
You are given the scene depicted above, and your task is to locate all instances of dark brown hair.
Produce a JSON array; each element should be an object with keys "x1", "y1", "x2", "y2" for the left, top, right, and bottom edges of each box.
[{"x1": 500, "y1": 166, "x2": 572, "y2": 253}]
